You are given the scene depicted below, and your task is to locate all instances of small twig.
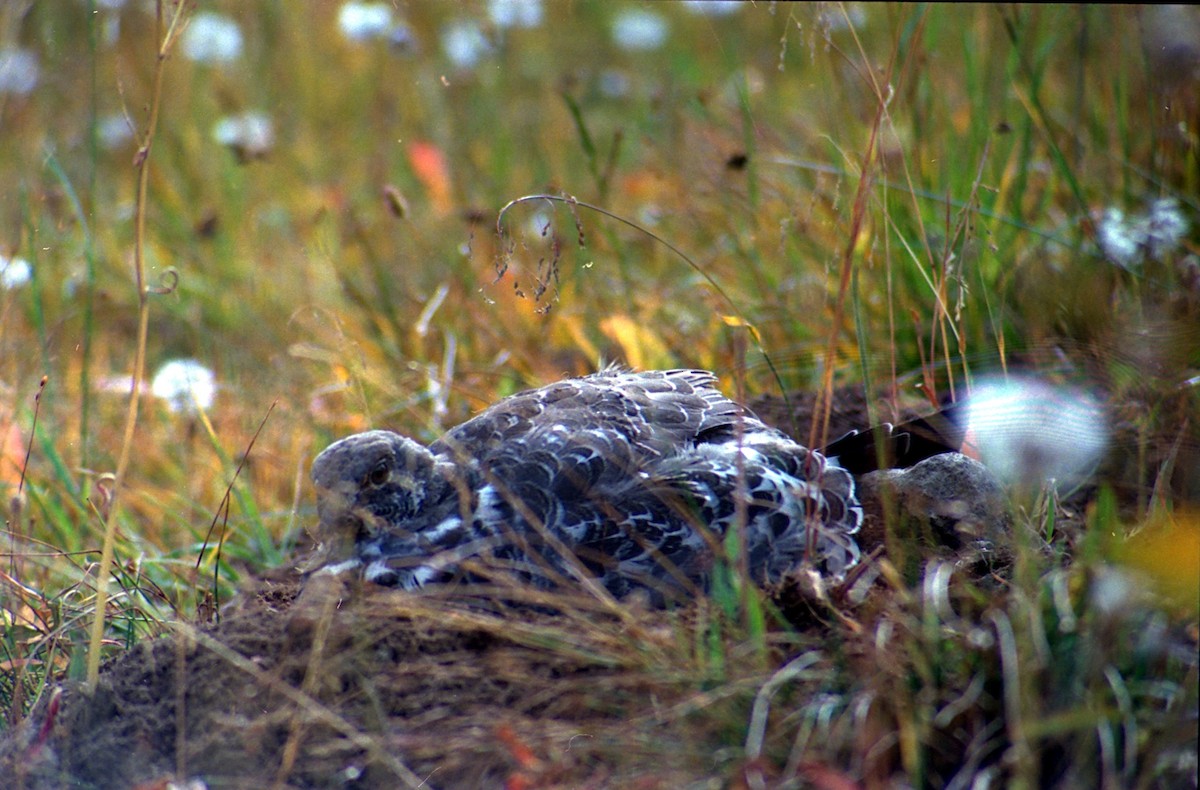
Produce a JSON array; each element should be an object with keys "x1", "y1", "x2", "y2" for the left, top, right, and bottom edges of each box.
[
  {"x1": 196, "y1": 400, "x2": 277, "y2": 621},
  {"x1": 10, "y1": 375, "x2": 47, "y2": 587},
  {"x1": 16, "y1": 375, "x2": 48, "y2": 499}
]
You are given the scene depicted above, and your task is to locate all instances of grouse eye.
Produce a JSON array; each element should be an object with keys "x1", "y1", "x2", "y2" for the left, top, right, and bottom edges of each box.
[{"x1": 365, "y1": 460, "x2": 390, "y2": 487}]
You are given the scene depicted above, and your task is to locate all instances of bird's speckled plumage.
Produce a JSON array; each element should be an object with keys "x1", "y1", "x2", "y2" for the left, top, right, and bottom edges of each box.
[{"x1": 311, "y1": 368, "x2": 862, "y2": 603}]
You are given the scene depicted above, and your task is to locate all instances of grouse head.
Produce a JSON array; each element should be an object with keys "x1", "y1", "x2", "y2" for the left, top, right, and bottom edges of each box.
[{"x1": 310, "y1": 430, "x2": 463, "y2": 586}]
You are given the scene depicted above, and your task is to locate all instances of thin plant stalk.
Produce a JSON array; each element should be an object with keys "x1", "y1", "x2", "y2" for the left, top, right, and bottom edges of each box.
[{"x1": 86, "y1": 0, "x2": 190, "y2": 689}]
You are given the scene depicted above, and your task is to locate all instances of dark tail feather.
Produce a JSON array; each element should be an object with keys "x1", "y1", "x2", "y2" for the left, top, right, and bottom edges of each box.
[{"x1": 822, "y1": 400, "x2": 969, "y2": 474}]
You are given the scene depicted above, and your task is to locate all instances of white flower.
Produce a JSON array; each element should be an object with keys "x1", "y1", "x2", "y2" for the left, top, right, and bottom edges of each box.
[
  {"x1": 599, "y1": 69, "x2": 631, "y2": 98},
  {"x1": 98, "y1": 114, "x2": 134, "y2": 149},
  {"x1": 338, "y1": 2, "x2": 394, "y2": 41},
  {"x1": 182, "y1": 12, "x2": 243, "y2": 64},
  {"x1": 818, "y1": 4, "x2": 867, "y2": 32},
  {"x1": 1096, "y1": 198, "x2": 1189, "y2": 269},
  {"x1": 682, "y1": 1, "x2": 743, "y2": 17},
  {"x1": 488, "y1": 0, "x2": 544, "y2": 30},
  {"x1": 526, "y1": 210, "x2": 553, "y2": 238},
  {"x1": 0, "y1": 48, "x2": 39, "y2": 95},
  {"x1": 964, "y1": 376, "x2": 1107, "y2": 490},
  {"x1": 387, "y1": 22, "x2": 419, "y2": 53},
  {"x1": 1142, "y1": 198, "x2": 1189, "y2": 262},
  {"x1": 612, "y1": 9, "x2": 668, "y2": 51},
  {"x1": 151, "y1": 359, "x2": 217, "y2": 414},
  {"x1": 212, "y1": 111, "x2": 274, "y2": 159},
  {"x1": 1096, "y1": 207, "x2": 1140, "y2": 269},
  {"x1": 441, "y1": 21, "x2": 492, "y2": 69},
  {"x1": 0, "y1": 255, "x2": 32, "y2": 289}
]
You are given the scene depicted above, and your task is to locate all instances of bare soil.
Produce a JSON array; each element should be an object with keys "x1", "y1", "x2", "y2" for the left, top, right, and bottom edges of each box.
[{"x1": 9, "y1": 571, "x2": 746, "y2": 789}]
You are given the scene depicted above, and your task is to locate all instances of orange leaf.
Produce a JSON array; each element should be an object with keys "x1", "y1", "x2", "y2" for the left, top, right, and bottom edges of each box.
[
  {"x1": 0, "y1": 409, "x2": 24, "y2": 491},
  {"x1": 408, "y1": 140, "x2": 453, "y2": 216},
  {"x1": 600, "y1": 314, "x2": 672, "y2": 371}
]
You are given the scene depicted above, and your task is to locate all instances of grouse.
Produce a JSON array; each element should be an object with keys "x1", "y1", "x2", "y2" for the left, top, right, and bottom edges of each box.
[{"x1": 311, "y1": 368, "x2": 863, "y2": 603}]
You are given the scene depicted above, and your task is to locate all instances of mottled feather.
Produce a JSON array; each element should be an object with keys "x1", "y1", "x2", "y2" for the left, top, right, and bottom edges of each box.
[{"x1": 311, "y1": 368, "x2": 862, "y2": 603}]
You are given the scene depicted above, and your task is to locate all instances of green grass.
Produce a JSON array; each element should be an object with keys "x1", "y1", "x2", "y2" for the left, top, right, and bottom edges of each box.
[{"x1": 0, "y1": 2, "x2": 1197, "y2": 786}]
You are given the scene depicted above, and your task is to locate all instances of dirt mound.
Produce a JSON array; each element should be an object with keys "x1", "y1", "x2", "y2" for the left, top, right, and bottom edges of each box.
[{"x1": 4, "y1": 571, "x2": 755, "y2": 789}]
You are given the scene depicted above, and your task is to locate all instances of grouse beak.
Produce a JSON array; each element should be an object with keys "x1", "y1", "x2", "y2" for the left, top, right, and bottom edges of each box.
[{"x1": 309, "y1": 482, "x2": 362, "y2": 565}]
